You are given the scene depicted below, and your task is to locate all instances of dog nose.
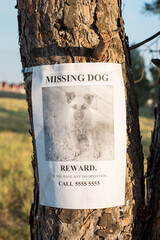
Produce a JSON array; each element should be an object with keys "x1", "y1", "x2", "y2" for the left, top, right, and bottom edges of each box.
[{"x1": 74, "y1": 112, "x2": 83, "y2": 120}]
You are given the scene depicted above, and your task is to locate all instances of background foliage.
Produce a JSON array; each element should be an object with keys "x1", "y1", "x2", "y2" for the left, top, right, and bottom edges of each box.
[
  {"x1": 131, "y1": 48, "x2": 159, "y2": 107},
  {"x1": 144, "y1": 0, "x2": 160, "y2": 15}
]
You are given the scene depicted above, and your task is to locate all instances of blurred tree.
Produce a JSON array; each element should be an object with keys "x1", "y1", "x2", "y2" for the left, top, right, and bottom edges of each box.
[
  {"x1": 131, "y1": 48, "x2": 150, "y2": 107},
  {"x1": 141, "y1": 2, "x2": 160, "y2": 240},
  {"x1": 143, "y1": 62, "x2": 160, "y2": 240},
  {"x1": 144, "y1": 0, "x2": 160, "y2": 15}
]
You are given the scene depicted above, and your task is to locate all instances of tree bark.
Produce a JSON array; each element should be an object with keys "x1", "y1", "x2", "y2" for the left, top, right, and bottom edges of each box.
[{"x1": 17, "y1": 0, "x2": 144, "y2": 239}]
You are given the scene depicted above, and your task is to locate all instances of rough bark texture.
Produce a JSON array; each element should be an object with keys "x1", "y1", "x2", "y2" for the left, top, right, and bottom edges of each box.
[
  {"x1": 144, "y1": 70, "x2": 160, "y2": 240},
  {"x1": 17, "y1": 0, "x2": 144, "y2": 239}
]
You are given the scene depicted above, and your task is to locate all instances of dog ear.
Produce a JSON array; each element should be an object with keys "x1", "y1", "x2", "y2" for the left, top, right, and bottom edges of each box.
[
  {"x1": 65, "y1": 92, "x2": 76, "y2": 103},
  {"x1": 84, "y1": 94, "x2": 94, "y2": 104}
]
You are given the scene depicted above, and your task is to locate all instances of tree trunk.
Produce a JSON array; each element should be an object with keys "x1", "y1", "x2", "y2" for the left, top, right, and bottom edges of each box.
[
  {"x1": 17, "y1": 0, "x2": 144, "y2": 239},
  {"x1": 144, "y1": 64, "x2": 160, "y2": 240}
]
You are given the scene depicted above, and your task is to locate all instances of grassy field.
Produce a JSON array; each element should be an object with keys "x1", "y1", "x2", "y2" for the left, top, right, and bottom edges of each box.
[
  {"x1": 0, "y1": 92, "x2": 33, "y2": 240},
  {"x1": 139, "y1": 107, "x2": 154, "y2": 162},
  {"x1": 0, "y1": 92, "x2": 155, "y2": 240}
]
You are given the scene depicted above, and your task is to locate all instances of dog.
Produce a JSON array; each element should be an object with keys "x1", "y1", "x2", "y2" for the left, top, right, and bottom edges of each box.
[{"x1": 65, "y1": 91, "x2": 100, "y2": 158}]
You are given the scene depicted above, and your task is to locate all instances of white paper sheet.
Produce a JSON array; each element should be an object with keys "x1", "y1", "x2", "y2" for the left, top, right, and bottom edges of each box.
[{"x1": 32, "y1": 62, "x2": 126, "y2": 209}]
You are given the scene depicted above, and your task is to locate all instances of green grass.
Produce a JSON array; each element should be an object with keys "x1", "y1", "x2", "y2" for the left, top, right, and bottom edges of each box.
[
  {"x1": 139, "y1": 107, "x2": 154, "y2": 161},
  {"x1": 0, "y1": 95, "x2": 33, "y2": 240},
  {"x1": 0, "y1": 91, "x2": 26, "y2": 99}
]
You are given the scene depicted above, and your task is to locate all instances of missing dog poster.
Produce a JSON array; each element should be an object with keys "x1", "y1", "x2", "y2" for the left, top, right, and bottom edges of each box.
[{"x1": 32, "y1": 63, "x2": 126, "y2": 209}]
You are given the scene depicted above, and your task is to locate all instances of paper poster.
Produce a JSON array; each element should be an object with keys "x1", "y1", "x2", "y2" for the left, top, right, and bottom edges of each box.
[{"x1": 32, "y1": 63, "x2": 126, "y2": 209}]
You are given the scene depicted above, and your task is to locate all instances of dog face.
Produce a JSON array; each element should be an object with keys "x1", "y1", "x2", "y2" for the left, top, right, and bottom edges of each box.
[{"x1": 65, "y1": 92, "x2": 94, "y2": 121}]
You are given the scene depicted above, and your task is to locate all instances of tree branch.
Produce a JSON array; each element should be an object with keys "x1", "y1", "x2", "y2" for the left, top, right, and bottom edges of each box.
[
  {"x1": 130, "y1": 31, "x2": 160, "y2": 50},
  {"x1": 151, "y1": 59, "x2": 160, "y2": 69}
]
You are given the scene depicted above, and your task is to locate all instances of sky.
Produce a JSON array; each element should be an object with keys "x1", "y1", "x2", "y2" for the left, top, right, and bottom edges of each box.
[{"x1": 0, "y1": 0, "x2": 159, "y2": 84}]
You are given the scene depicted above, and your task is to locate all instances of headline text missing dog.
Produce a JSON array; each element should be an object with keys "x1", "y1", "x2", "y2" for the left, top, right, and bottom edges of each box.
[{"x1": 46, "y1": 74, "x2": 108, "y2": 83}]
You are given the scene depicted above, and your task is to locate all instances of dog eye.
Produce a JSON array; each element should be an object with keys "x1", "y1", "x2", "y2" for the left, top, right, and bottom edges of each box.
[
  {"x1": 72, "y1": 104, "x2": 77, "y2": 109},
  {"x1": 81, "y1": 104, "x2": 86, "y2": 109}
]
